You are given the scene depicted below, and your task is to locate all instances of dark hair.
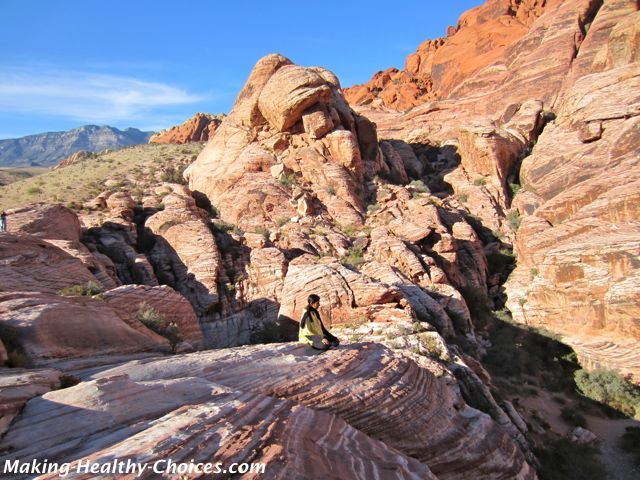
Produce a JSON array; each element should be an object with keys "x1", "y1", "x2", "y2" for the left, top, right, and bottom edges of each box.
[{"x1": 307, "y1": 294, "x2": 320, "y2": 306}]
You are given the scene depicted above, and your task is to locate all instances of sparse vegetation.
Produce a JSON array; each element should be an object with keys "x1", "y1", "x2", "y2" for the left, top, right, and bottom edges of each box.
[
  {"x1": 509, "y1": 182, "x2": 521, "y2": 197},
  {"x1": 136, "y1": 302, "x2": 181, "y2": 353},
  {"x1": 473, "y1": 177, "x2": 486, "y2": 186},
  {"x1": 619, "y1": 426, "x2": 640, "y2": 466},
  {"x1": 530, "y1": 267, "x2": 540, "y2": 280},
  {"x1": 574, "y1": 369, "x2": 640, "y2": 418},
  {"x1": 278, "y1": 172, "x2": 298, "y2": 187},
  {"x1": 58, "y1": 280, "x2": 104, "y2": 297},
  {"x1": 408, "y1": 179, "x2": 430, "y2": 196},
  {"x1": 0, "y1": 143, "x2": 203, "y2": 210},
  {"x1": 160, "y1": 165, "x2": 188, "y2": 184},
  {"x1": 534, "y1": 438, "x2": 607, "y2": 480},
  {"x1": 560, "y1": 406, "x2": 587, "y2": 428},
  {"x1": 276, "y1": 216, "x2": 289, "y2": 228},
  {"x1": 340, "y1": 223, "x2": 357, "y2": 239},
  {"x1": 340, "y1": 245, "x2": 364, "y2": 270},
  {"x1": 507, "y1": 210, "x2": 521, "y2": 231},
  {"x1": 325, "y1": 183, "x2": 337, "y2": 196},
  {"x1": 254, "y1": 226, "x2": 270, "y2": 241},
  {"x1": 458, "y1": 193, "x2": 469, "y2": 202}
]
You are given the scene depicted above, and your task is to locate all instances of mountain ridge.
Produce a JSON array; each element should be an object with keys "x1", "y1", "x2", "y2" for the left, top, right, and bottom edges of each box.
[{"x1": 0, "y1": 125, "x2": 154, "y2": 167}]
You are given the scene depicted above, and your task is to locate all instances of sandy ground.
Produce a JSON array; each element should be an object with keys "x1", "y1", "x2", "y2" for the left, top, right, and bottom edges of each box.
[{"x1": 515, "y1": 389, "x2": 639, "y2": 479}]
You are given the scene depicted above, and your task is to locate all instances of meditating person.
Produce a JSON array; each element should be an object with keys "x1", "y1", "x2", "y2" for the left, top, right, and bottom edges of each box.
[{"x1": 298, "y1": 294, "x2": 340, "y2": 350}]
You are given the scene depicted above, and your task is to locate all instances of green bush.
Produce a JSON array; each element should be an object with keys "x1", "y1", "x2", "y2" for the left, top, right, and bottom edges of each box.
[
  {"x1": 160, "y1": 165, "x2": 187, "y2": 185},
  {"x1": 560, "y1": 406, "x2": 587, "y2": 428},
  {"x1": 278, "y1": 172, "x2": 298, "y2": 187},
  {"x1": 325, "y1": 183, "x2": 337, "y2": 196},
  {"x1": 507, "y1": 210, "x2": 521, "y2": 231},
  {"x1": 136, "y1": 302, "x2": 181, "y2": 353},
  {"x1": 58, "y1": 280, "x2": 104, "y2": 297},
  {"x1": 458, "y1": 193, "x2": 469, "y2": 203},
  {"x1": 340, "y1": 224, "x2": 357, "y2": 239},
  {"x1": 253, "y1": 226, "x2": 270, "y2": 241},
  {"x1": 408, "y1": 179, "x2": 430, "y2": 193},
  {"x1": 473, "y1": 177, "x2": 486, "y2": 186},
  {"x1": 574, "y1": 369, "x2": 640, "y2": 417},
  {"x1": 27, "y1": 186, "x2": 43, "y2": 195},
  {"x1": 619, "y1": 426, "x2": 640, "y2": 466},
  {"x1": 509, "y1": 182, "x2": 521, "y2": 197},
  {"x1": 341, "y1": 245, "x2": 364, "y2": 270},
  {"x1": 534, "y1": 438, "x2": 607, "y2": 480}
]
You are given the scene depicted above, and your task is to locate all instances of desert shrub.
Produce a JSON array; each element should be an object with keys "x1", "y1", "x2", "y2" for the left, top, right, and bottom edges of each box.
[
  {"x1": 27, "y1": 186, "x2": 43, "y2": 195},
  {"x1": 58, "y1": 280, "x2": 104, "y2": 297},
  {"x1": 158, "y1": 220, "x2": 181, "y2": 234},
  {"x1": 574, "y1": 369, "x2": 640, "y2": 417},
  {"x1": 409, "y1": 179, "x2": 430, "y2": 193},
  {"x1": 509, "y1": 182, "x2": 521, "y2": 197},
  {"x1": 253, "y1": 226, "x2": 270, "y2": 241},
  {"x1": 160, "y1": 165, "x2": 187, "y2": 185},
  {"x1": 136, "y1": 302, "x2": 181, "y2": 353},
  {"x1": 340, "y1": 246, "x2": 364, "y2": 270},
  {"x1": 278, "y1": 172, "x2": 297, "y2": 187},
  {"x1": 340, "y1": 224, "x2": 357, "y2": 239},
  {"x1": 619, "y1": 426, "x2": 640, "y2": 466},
  {"x1": 7, "y1": 351, "x2": 32, "y2": 368},
  {"x1": 276, "y1": 216, "x2": 289, "y2": 228},
  {"x1": 507, "y1": 210, "x2": 521, "y2": 231},
  {"x1": 560, "y1": 406, "x2": 587, "y2": 428},
  {"x1": 534, "y1": 438, "x2": 607, "y2": 480},
  {"x1": 325, "y1": 183, "x2": 337, "y2": 196},
  {"x1": 458, "y1": 193, "x2": 469, "y2": 202},
  {"x1": 367, "y1": 203, "x2": 380, "y2": 214},
  {"x1": 473, "y1": 177, "x2": 486, "y2": 186}
]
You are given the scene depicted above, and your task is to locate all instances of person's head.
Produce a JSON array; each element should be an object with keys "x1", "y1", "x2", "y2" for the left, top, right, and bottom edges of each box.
[{"x1": 307, "y1": 293, "x2": 320, "y2": 309}]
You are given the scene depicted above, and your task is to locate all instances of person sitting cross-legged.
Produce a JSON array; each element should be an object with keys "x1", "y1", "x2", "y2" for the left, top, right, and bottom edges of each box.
[{"x1": 298, "y1": 294, "x2": 340, "y2": 351}]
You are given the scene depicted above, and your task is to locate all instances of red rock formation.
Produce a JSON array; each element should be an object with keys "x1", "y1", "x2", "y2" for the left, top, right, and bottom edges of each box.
[
  {"x1": 345, "y1": 0, "x2": 561, "y2": 110},
  {"x1": 185, "y1": 54, "x2": 384, "y2": 231},
  {"x1": 102, "y1": 285, "x2": 204, "y2": 349},
  {"x1": 505, "y1": 0, "x2": 640, "y2": 378},
  {"x1": 0, "y1": 291, "x2": 170, "y2": 361},
  {"x1": 145, "y1": 184, "x2": 221, "y2": 317},
  {"x1": 0, "y1": 233, "x2": 101, "y2": 294},
  {"x1": 0, "y1": 343, "x2": 534, "y2": 479},
  {"x1": 0, "y1": 368, "x2": 61, "y2": 436},
  {"x1": 148, "y1": 113, "x2": 225, "y2": 144},
  {"x1": 53, "y1": 150, "x2": 93, "y2": 170}
]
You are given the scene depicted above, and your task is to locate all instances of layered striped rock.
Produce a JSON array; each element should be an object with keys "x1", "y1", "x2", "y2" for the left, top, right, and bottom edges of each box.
[
  {"x1": 149, "y1": 113, "x2": 224, "y2": 144},
  {"x1": 277, "y1": 260, "x2": 409, "y2": 328},
  {"x1": 0, "y1": 291, "x2": 169, "y2": 362},
  {"x1": 0, "y1": 368, "x2": 61, "y2": 436},
  {"x1": 102, "y1": 285, "x2": 204, "y2": 349},
  {"x1": 0, "y1": 234, "x2": 101, "y2": 294},
  {"x1": 0, "y1": 343, "x2": 534, "y2": 479},
  {"x1": 1, "y1": 372, "x2": 435, "y2": 480},
  {"x1": 505, "y1": 0, "x2": 640, "y2": 378},
  {"x1": 72, "y1": 344, "x2": 535, "y2": 479},
  {"x1": 146, "y1": 185, "x2": 221, "y2": 316},
  {"x1": 185, "y1": 54, "x2": 385, "y2": 231}
]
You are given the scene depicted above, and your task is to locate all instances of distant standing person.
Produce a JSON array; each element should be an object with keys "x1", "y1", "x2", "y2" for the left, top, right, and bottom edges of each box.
[
  {"x1": 299, "y1": 294, "x2": 340, "y2": 350},
  {"x1": 0, "y1": 211, "x2": 6, "y2": 232}
]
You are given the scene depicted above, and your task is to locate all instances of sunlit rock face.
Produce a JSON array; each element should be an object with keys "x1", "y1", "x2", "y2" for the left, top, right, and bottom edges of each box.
[{"x1": 0, "y1": 343, "x2": 535, "y2": 479}]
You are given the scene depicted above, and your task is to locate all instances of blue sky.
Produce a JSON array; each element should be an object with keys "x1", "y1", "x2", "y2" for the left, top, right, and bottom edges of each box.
[{"x1": 0, "y1": 0, "x2": 482, "y2": 139}]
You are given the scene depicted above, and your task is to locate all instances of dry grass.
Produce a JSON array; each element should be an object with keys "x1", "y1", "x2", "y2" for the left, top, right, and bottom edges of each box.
[
  {"x1": 0, "y1": 143, "x2": 204, "y2": 210},
  {"x1": 0, "y1": 166, "x2": 49, "y2": 187}
]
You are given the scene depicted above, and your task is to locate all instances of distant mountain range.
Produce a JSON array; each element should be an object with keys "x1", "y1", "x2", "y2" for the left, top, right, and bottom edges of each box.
[{"x1": 0, "y1": 125, "x2": 154, "y2": 167}]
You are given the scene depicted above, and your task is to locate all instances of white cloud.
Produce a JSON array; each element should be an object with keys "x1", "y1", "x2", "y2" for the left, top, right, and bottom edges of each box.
[{"x1": 0, "y1": 66, "x2": 206, "y2": 124}]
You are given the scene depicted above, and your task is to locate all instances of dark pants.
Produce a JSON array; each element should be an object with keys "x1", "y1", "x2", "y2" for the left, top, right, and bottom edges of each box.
[{"x1": 310, "y1": 336, "x2": 340, "y2": 351}]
